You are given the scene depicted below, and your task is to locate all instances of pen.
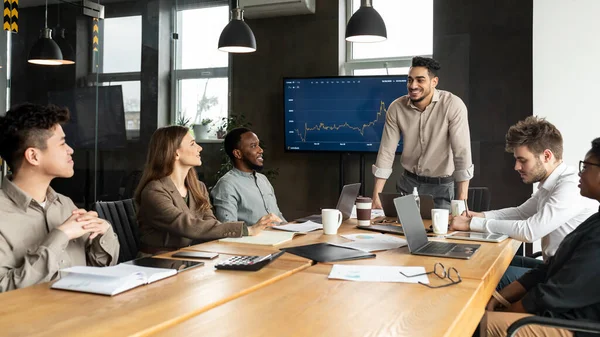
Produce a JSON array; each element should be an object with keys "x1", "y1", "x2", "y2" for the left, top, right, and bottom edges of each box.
[{"x1": 464, "y1": 199, "x2": 471, "y2": 218}]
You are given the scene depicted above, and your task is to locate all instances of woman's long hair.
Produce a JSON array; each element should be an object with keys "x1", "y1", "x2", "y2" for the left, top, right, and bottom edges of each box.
[{"x1": 134, "y1": 125, "x2": 210, "y2": 212}]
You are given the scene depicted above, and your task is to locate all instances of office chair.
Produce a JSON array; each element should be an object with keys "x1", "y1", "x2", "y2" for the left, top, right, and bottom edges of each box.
[
  {"x1": 94, "y1": 199, "x2": 141, "y2": 263},
  {"x1": 507, "y1": 316, "x2": 600, "y2": 336},
  {"x1": 466, "y1": 187, "x2": 491, "y2": 212}
]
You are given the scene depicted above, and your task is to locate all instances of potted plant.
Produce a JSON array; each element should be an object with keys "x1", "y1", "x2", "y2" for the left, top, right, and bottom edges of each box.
[{"x1": 193, "y1": 118, "x2": 212, "y2": 140}]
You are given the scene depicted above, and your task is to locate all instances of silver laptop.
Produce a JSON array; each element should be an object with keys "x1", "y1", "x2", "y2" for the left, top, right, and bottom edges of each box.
[
  {"x1": 296, "y1": 183, "x2": 361, "y2": 224},
  {"x1": 394, "y1": 195, "x2": 480, "y2": 260}
]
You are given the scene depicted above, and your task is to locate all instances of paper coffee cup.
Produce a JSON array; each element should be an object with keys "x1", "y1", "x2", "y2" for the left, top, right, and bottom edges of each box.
[{"x1": 356, "y1": 197, "x2": 372, "y2": 226}]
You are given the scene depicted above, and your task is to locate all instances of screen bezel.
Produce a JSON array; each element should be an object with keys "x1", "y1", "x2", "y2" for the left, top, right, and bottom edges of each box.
[{"x1": 282, "y1": 75, "x2": 407, "y2": 154}]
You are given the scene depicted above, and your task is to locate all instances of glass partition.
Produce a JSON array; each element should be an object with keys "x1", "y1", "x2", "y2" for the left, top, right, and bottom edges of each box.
[{"x1": 1, "y1": 0, "x2": 229, "y2": 207}]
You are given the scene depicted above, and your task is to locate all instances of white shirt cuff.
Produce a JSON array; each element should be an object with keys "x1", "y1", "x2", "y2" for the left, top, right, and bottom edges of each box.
[
  {"x1": 470, "y1": 217, "x2": 487, "y2": 232},
  {"x1": 372, "y1": 164, "x2": 392, "y2": 179}
]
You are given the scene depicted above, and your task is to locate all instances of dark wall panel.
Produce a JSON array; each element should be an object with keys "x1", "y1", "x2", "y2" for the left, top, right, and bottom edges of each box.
[{"x1": 434, "y1": 0, "x2": 533, "y2": 208}]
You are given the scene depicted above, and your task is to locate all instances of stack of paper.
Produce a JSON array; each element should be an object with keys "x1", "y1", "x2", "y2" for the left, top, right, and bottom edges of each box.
[
  {"x1": 329, "y1": 233, "x2": 407, "y2": 252},
  {"x1": 328, "y1": 265, "x2": 429, "y2": 284},
  {"x1": 219, "y1": 230, "x2": 305, "y2": 246},
  {"x1": 272, "y1": 221, "x2": 323, "y2": 233}
]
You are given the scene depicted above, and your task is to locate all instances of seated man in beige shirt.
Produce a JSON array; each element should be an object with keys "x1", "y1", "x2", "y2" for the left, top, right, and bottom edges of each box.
[
  {"x1": 0, "y1": 103, "x2": 120, "y2": 292},
  {"x1": 372, "y1": 56, "x2": 474, "y2": 210}
]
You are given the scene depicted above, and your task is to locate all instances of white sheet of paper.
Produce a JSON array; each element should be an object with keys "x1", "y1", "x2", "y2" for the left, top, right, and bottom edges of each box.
[
  {"x1": 328, "y1": 265, "x2": 429, "y2": 284},
  {"x1": 273, "y1": 221, "x2": 323, "y2": 233},
  {"x1": 329, "y1": 233, "x2": 407, "y2": 252},
  {"x1": 350, "y1": 205, "x2": 385, "y2": 219}
]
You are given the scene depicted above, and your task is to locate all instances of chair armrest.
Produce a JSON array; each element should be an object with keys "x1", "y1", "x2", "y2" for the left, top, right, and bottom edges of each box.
[{"x1": 507, "y1": 316, "x2": 600, "y2": 336}]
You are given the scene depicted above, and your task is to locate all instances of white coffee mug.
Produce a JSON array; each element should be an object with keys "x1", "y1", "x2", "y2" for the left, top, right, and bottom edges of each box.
[
  {"x1": 451, "y1": 200, "x2": 466, "y2": 217},
  {"x1": 322, "y1": 209, "x2": 343, "y2": 235},
  {"x1": 431, "y1": 209, "x2": 450, "y2": 235}
]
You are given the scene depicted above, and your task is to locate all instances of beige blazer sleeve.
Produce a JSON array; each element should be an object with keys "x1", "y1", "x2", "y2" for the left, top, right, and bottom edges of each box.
[
  {"x1": 54, "y1": 196, "x2": 120, "y2": 267},
  {"x1": 0, "y1": 228, "x2": 70, "y2": 292},
  {"x1": 0, "y1": 196, "x2": 119, "y2": 292},
  {"x1": 139, "y1": 178, "x2": 245, "y2": 242},
  {"x1": 85, "y1": 225, "x2": 120, "y2": 267}
]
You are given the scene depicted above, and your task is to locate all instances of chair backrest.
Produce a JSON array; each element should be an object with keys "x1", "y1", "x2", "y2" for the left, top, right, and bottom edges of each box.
[
  {"x1": 467, "y1": 187, "x2": 491, "y2": 212},
  {"x1": 118, "y1": 170, "x2": 143, "y2": 200},
  {"x1": 94, "y1": 199, "x2": 140, "y2": 263}
]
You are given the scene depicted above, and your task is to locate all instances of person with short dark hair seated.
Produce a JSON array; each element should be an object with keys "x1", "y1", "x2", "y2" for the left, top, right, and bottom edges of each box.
[
  {"x1": 481, "y1": 137, "x2": 600, "y2": 337},
  {"x1": 211, "y1": 127, "x2": 286, "y2": 226},
  {"x1": 0, "y1": 103, "x2": 119, "y2": 292}
]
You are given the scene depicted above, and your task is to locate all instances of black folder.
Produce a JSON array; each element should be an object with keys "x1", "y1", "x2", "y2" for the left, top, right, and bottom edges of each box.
[{"x1": 281, "y1": 243, "x2": 376, "y2": 262}]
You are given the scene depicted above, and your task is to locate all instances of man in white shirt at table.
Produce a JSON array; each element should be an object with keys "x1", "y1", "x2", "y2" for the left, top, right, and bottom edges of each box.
[{"x1": 451, "y1": 116, "x2": 598, "y2": 289}]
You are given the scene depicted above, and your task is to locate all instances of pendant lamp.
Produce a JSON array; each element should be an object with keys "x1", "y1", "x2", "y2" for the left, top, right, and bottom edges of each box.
[
  {"x1": 345, "y1": 0, "x2": 387, "y2": 43},
  {"x1": 218, "y1": 0, "x2": 256, "y2": 53},
  {"x1": 28, "y1": 0, "x2": 65, "y2": 65}
]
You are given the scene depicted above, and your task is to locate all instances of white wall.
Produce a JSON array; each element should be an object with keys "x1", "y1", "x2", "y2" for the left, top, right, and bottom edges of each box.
[
  {"x1": 534, "y1": 0, "x2": 600, "y2": 169},
  {"x1": 532, "y1": 0, "x2": 600, "y2": 253}
]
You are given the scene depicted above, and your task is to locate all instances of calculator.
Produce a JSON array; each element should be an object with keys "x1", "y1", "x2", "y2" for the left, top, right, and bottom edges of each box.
[{"x1": 214, "y1": 250, "x2": 285, "y2": 271}]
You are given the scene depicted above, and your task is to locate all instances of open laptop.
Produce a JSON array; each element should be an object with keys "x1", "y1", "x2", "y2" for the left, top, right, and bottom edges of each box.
[
  {"x1": 378, "y1": 192, "x2": 435, "y2": 219},
  {"x1": 394, "y1": 195, "x2": 480, "y2": 260},
  {"x1": 356, "y1": 192, "x2": 435, "y2": 235},
  {"x1": 295, "y1": 183, "x2": 361, "y2": 224}
]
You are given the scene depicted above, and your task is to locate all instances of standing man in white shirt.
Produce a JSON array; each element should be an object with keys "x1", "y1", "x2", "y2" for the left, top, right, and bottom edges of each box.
[
  {"x1": 451, "y1": 116, "x2": 598, "y2": 288},
  {"x1": 371, "y1": 57, "x2": 474, "y2": 210}
]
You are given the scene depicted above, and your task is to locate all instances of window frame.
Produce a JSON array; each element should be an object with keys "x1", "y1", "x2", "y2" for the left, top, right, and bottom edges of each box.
[
  {"x1": 93, "y1": 13, "x2": 144, "y2": 139},
  {"x1": 171, "y1": 1, "x2": 230, "y2": 142},
  {"x1": 344, "y1": 0, "x2": 432, "y2": 75}
]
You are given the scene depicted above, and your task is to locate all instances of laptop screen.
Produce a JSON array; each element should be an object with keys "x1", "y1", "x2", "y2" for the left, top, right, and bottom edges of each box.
[
  {"x1": 394, "y1": 195, "x2": 429, "y2": 252},
  {"x1": 378, "y1": 192, "x2": 403, "y2": 217},
  {"x1": 335, "y1": 183, "x2": 361, "y2": 220}
]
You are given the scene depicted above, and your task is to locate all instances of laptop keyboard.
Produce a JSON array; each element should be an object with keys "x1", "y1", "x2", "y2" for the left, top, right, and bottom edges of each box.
[{"x1": 420, "y1": 241, "x2": 456, "y2": 255}]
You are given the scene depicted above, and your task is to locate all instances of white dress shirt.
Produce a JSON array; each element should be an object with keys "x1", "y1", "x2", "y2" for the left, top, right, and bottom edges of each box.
[{"x1": 470, "y1": 163, "x2": 598, "y2": 260}]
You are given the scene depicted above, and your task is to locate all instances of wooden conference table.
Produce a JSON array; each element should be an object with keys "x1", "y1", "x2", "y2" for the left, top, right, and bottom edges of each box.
[{"x1": 0, "y1": 219, "x2": 520, "y2": 337}]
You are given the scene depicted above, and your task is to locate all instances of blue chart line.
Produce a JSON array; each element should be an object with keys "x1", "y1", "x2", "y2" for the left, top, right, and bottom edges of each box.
[{"x1": 295, "y1": 101, "x2": 387, "y2": 142}]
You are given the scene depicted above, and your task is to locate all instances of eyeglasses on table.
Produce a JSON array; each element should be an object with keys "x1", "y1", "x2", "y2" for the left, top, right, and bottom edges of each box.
[{"x1": 399, "y1": 262, "x2": 462, "y2": 289}]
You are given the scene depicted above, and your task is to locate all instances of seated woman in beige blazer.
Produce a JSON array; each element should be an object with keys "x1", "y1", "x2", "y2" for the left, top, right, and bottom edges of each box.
[{"x1": 134, "y1": 126, "x2": 281, "y2": 254}]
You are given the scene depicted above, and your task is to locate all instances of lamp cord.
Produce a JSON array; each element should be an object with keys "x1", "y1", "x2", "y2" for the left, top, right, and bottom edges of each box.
[{"x1": 45, "y1": 0, "x2": 48, "y2": 29}]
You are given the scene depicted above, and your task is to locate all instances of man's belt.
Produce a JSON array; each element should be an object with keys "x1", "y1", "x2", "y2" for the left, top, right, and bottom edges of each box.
[{"x1": 405, "y1": 170, "x2": 454, "y2": 184}]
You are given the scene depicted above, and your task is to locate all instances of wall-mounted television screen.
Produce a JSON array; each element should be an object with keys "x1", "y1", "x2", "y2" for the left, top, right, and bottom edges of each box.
[{"x1": 284, "y1": 75, "x2": 407, "y2": 153}]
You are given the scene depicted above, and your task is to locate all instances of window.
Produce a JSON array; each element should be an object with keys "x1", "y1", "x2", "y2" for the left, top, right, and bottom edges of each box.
[
  {"x1": 98, "y1": 16, "x2": 142, "y2": 137},
  {"x1": 101, "y1": 16, "x2": 142, "y2": 73},
  {"x1": 345, "y1": 0, "x2": 433, "y2": 75},
  {"x1": 174, "y1": 4, "x2": 230, "y2": 140},
  {"x1": 100, "y1": 81, "x2": 141, "y2": 131}
]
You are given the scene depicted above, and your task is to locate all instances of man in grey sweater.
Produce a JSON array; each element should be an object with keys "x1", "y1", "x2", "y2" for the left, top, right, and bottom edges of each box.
[{"x1": 211, "y1": 128, "x2": 285, "y2": 226}]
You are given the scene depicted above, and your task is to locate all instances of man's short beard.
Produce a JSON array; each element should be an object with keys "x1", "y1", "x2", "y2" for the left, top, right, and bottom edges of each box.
[
  {"x1": 243, "y1": 157, "x2": 264, "y2": 172},
  {"x1": 527, "y1": 158, "x2": 547, "y2": 184}
]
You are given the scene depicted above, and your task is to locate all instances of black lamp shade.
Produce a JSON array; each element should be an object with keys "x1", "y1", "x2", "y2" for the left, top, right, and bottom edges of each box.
[
  {"x1": 218, "y1": 19, "x2": 256, "y2": 53},
  {"x1": 54, "y1": 29, "x2": 75, "y2": 64},
  {"x1": 345, "y1": 6, "x2": 387, "y2": 43},
  {"x1": 28, "y1": 28, "x2": 65, "y2": 65}
]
